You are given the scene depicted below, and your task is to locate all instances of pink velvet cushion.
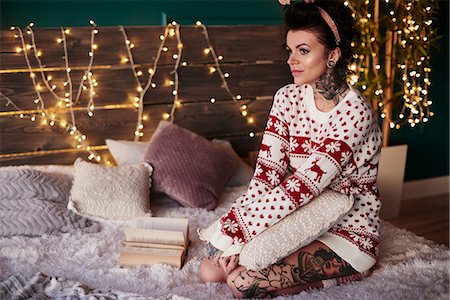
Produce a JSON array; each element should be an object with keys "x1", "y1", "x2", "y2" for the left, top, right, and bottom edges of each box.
[{"x1": 142, "y1": 121, "x2": 238, "y2": 210}]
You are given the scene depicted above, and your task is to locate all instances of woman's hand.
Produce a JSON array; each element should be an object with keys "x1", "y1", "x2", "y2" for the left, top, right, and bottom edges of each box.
[
  {"x1": 206, "y1": 243, "x2": 240, "y2": 274},
  {"x1": 278, "y1": 0, "x2": 291, "y2": 5},
  {"x1": 218, "y1": 254, "x2": 240, "y2": 274}
]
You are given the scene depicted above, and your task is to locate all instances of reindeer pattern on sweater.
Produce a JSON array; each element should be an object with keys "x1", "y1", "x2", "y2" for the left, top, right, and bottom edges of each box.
[{"x1": 218, "y1": 83, "x2": 382, "y2": 272}]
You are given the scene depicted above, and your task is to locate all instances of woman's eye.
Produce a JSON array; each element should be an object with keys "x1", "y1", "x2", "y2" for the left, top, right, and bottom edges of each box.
[{"x1": 300, "y1": 49, "x2": 309, "y2": 54}]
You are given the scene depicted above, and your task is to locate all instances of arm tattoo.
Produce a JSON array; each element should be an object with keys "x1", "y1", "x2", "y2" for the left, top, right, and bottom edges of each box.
[
  {"x1": 314, "y1": 70, "x2": 348, "y2": 105},
  {"x1": 231, "y1": 247, "x2": 357, "y2": 299},
  {"x1": 206, "y1": 243, "x2": 220, "y2": 258}
]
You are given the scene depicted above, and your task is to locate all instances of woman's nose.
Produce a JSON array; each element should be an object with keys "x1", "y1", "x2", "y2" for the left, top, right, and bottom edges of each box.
[{"x1": 287, "y1": 53, "x2": 298, "y2": 65}]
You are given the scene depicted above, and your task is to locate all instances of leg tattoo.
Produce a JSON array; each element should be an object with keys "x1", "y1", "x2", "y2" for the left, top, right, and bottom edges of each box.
[
  {"x1": 231, "y1": 244, "x2": 358, "y2": 298},
  {"x1": 232, "y1": 264, "x2": 293, "y2": 298}
]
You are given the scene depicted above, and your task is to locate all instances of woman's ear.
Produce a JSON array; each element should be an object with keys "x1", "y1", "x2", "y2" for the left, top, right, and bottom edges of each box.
[{"x1": 328, "y1": 47, "x2": 342, "y2": 63}]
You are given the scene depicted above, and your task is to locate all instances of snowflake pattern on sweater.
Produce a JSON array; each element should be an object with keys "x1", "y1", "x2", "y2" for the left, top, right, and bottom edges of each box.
[{"x1": 219, "y1": 84, "x2": 382, "y2": 266}]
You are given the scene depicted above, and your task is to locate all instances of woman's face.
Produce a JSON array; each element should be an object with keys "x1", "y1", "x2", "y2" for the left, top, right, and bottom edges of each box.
[{"x1": 286, "y1": 29, "x2": 329, "y2": 85}]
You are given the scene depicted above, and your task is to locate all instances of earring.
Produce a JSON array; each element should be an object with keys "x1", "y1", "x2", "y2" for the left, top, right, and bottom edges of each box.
[{"x1": 327, "y1": 60, "x2": 336, "y2": 68}]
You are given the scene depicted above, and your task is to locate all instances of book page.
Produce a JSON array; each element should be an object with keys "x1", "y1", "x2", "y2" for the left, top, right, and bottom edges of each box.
[
  {"x1": 133, "y1": 217, "x2": 187, "y2": 232},
  {"x1": 124, "y1": 227, "x2": 185, "y2": 246},
  {"x1": 122, "y1": 240, "x2": 185, "y2": 250},
  {"x1": 130, "y1": 217, "x2": 189, "y2": 245}
]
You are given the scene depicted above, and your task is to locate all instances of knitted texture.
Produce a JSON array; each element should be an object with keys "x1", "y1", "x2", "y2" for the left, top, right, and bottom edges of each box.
[
  {"x1": 239, "y1": 189, "x2": 353, "y2": 270},
  {"x1": 0, "y1": 167, "x2": 99, "y2": 236},
  {"x1": 213, "y1": 84, "x2": 382, "y2": 271},
  {"x1": 69, "y1": 159, "x2": 153, "y2": 220},
  {"x1": 142, "y1": 121, "x2": 238, "y2": 210},
  {"x1": 198, "y1": 189, "x2": 353, "y2": 271}
]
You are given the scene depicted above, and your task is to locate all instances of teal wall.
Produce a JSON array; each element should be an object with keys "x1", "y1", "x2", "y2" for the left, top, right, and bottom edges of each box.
[
  {"x1": 1, "y1": 0, "x2": 449, "y2": 181},
  {"x1": 0, "y1": 0, "x2": 284, "y2": 27}
]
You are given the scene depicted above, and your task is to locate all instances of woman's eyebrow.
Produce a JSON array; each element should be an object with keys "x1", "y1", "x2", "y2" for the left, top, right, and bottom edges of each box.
[
  {"x1": 284, "y1": 43, "x2": 309, "y2": 50},
  {"x1": 294, "y1": 43, "x2": 309, "y2": 48}
]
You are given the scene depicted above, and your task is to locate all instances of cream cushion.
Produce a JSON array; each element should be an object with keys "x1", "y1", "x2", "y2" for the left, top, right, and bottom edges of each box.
[
  {"x1": 69, "y1": 159, "x2": 153, "y2": 220},
  {"x1": 199, "y1": 189, "x2": 353, "y2": 271},
  {"x1": 105, "y1": 139, "x2": 147, "y2": 166}
]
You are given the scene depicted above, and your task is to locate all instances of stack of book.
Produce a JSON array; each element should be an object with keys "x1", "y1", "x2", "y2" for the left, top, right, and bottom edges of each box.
[{"x1": 119, "y1": 217, "x2": 189, "y2": 269}]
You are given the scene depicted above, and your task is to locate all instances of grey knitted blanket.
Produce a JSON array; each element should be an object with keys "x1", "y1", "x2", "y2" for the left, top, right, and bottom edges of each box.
[
  {"x1": 0, "y1": 272, "x2": 170, "y2": 300},
  {"x1": 0, "y1": 167, "x2": 99, "y2": 236}
]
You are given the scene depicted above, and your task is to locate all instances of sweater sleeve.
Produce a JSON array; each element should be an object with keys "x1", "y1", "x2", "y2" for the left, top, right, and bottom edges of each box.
[
  {"x1": 232, "y1": 88, "x2": 291, "y2": 209},
  {"x1": 214, "y1": 95, "x2": 377, "y2": 254},
  {"x1": 207, "y1": 87, "x2": 291, "y2": 255}
]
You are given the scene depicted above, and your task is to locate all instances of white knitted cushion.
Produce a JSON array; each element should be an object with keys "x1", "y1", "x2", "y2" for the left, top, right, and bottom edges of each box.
[
  {"x1": 200, "y1": 189, "x2": 353, "y2": 271},
  {"x1": 69, "y1": 159, "x2": 153, "y2": 220}
]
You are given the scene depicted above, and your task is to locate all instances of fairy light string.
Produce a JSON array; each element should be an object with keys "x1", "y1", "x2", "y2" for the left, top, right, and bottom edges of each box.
[
  {"x1": 4, "y1": 21, "x2": 319, "y2": 161},
  {"x1": 168, "y1": 22, "x2": 183, "y2": 123},
  {"x1": 9, "y1": 22, "x2": 104, "y2": 162},
  {"x1": 14, "y1": 25, "x2": 45, "y2": 111},
  {"x1": 198, "y1": 22, "x2": 239, "y2": 103},
  {"x1": 345, "y1": 0, "x2": 438, "y2": 130},
  {"x1": 196, "y1": 21, "x2": 260, "y2": 135},
  {"x1": 74, "y1": 19, "x2": 99, "y2": 119},
  {"x1": 119, "y1": 24, "x2": 170, "y2": 140},
  {"x1": 345, "y1": 0, "x2": 384, "y2": 110},
  {"x1": 391, "y1": 0, "x2": 436, "y2": 128},
  {"x1": 23, "y1": 21, "x2": 99, "y2": 115},
  {"x1": 60, "y1": 26, "x2": 76, "y2": 126},
  {"x1": 26, "y1": 25, "x2": 65, "y2": 105}
]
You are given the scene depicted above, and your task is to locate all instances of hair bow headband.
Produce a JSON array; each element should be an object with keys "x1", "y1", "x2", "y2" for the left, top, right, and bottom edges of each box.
[{"x1": 289, "y1": 0, "x2": 341, "y2": 45}]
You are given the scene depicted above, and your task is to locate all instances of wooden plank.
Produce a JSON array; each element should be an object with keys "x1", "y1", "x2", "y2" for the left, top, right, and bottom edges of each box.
[
  {"x1": 171, "y1": 98, "x2": 271, "y2": 136},
  {"x1": 0, "y1": 149, "x2": 113, "y2": 166},
  {"x1": 0, "y1": 99, "x2": 271, "y2": 155},
  {"x1": 0, "y1": 135, "x2": 263, "y2": 167},
  {"x1": 1, "y1": 26, "x2": 288, "y2": 70},
  {"x1": 180, "y1": 26, "x2": 288, "y2": 63},
  {"x1": 1, "y1": 25, "x2": 288, "y2": 166},
  {"x1": 389, "y1": 194, "x2": 449, "y2": 247},
  {"x1": 0, "y1": 63, "x2": 290, "y2": 108},
  {"x1": 0, "y1": 26, "x2": 168, "y2": 69},
  {"x1": 0, "y1": 108, "x2": 140, "y2": 153}
]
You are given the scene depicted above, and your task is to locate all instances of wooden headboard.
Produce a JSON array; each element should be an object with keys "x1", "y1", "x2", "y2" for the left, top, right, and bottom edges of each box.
[{"x1": 0, "y1": 25, "x2": 291, "y2": 165}]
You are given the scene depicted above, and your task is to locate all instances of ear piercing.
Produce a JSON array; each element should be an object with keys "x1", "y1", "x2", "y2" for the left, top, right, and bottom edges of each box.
[{"x1": 327, "y1": 60, "x2": 336, "y2": 68}]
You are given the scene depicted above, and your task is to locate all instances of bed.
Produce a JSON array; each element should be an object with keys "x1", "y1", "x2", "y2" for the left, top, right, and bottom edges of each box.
[
  {"x1": 1, "y1": 25, "x2": 449, "y2": 299},
  {"x1": 1, "y1": 174, "x2": 448, "y2": 299}
]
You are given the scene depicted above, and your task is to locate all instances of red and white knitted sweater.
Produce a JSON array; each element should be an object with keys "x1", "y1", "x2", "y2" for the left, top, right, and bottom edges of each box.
[{"x1": 209, "y1": 83, "x2": 382, "y2": 272}]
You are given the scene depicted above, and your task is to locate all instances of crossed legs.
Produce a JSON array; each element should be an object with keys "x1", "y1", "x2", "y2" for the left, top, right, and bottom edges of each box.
[{"x1": 200, "y1": 241, "x2": 369, "y2": 299}]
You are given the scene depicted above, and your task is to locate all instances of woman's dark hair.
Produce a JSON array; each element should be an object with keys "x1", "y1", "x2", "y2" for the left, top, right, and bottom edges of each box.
[{"x1": 284, "y1": 0, "x2": 356, "y2": 77}]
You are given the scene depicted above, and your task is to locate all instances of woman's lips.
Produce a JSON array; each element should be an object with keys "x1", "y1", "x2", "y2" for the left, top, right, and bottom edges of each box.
[{"x1": 291, "y1": 70, "x2": 303, "y2": 75}]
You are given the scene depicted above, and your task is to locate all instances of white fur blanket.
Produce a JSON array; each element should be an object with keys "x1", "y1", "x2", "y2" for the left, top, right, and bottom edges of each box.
[{"x1": 1, "y1": 186, "x2": 449, "y2": 299}]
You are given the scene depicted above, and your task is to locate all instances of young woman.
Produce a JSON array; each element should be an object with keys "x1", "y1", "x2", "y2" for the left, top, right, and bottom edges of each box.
[{"x1": 199, "y1": 0, "x2": 382, "y2": 298}]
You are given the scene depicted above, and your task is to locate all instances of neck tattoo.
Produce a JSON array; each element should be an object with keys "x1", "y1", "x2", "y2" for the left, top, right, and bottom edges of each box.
[{"x1": 313, "y1": 70, "x2": 348, "y2": 106}]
